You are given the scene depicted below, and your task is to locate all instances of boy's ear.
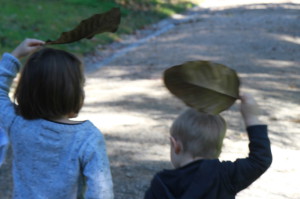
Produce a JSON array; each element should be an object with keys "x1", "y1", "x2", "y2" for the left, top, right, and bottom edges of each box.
[{"x1": 170, "y1": 136, "x2": 182, "y2": 154}]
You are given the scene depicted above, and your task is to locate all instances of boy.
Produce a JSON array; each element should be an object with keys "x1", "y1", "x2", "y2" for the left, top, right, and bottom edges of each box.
[{"x1": 144, "y1": 94, "x2": 272, "y2": 199}]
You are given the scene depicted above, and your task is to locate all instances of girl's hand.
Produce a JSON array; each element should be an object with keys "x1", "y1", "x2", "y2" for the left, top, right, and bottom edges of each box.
[{"x1": 11, "y1": 38, "x2": 45, "y2": 59}]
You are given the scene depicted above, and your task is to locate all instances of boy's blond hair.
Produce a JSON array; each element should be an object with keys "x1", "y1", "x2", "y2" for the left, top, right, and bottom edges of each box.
[{"x1": 170, "y1": 108, "x2": 227, "y2": 158}]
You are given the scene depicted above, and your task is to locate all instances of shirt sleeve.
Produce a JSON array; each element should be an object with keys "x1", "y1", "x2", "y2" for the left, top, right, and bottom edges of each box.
[
  {"x1": 80, "y1": 132, "x2": 114, "y2": 199},
  {"x1": 221, "y1": 125, "x2": 272, "y2": 193},
  {"x1": 0, "y1": 125, "x2": 9, "y2": 166},
  {"x1": 0, "y1": 53, "x2": 21, "y2": 132}
]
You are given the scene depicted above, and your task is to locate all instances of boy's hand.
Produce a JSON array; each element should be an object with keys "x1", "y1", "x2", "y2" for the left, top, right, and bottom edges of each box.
[
  {"x1": 240, "y1": 93, "x2": 263, "y2": 127},
  {"x1": 11, "y1": 38, "x2": 45, "y2": 59}
]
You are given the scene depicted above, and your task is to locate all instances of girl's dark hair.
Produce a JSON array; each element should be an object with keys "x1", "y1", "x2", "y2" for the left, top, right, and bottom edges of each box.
[{"x1": 14, "y1": 48, "x2": 85, "y2": 120}]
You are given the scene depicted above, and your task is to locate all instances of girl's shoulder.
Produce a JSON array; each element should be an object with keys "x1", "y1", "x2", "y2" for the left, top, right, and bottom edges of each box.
[{"x1": 41, "y1": 119, "x2": 105, "y2": 149}]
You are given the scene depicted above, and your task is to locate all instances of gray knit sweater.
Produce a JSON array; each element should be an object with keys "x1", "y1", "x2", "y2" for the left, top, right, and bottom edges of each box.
[{"x1": 0, "y1": 53, "x2": 114, "y2": 199}]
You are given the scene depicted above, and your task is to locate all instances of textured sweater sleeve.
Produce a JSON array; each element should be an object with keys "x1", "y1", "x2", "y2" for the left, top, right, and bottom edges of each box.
[
  {"x1": 0, "y1": 126, "x2": 9, "y2": 166},
  {"x1": 0, "y1": 53, "x2": 21, "y2": 131},
  {"x1": 80, "y1": 132, "x2": 114, "y2": 199},
  {"x1": 222, "y1": 125, "x2": 272, "y2": 193}
]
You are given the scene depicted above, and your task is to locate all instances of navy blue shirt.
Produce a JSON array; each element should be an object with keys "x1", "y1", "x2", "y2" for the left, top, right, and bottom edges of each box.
[{"x1": 144, "y1": 125, "x2": 272, "y2": 199}]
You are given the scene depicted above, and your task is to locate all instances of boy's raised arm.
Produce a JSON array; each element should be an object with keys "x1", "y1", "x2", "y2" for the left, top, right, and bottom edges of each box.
[{"x1": 222, "y1": 93, "x2": 272, "y2": 193}]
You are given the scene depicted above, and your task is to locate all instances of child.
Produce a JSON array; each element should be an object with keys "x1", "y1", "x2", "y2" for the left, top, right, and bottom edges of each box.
[
  {"x1": 0, "y1": 39, "x2": 114, "y2": 199},
  {"x1": 144, "y1": 94, "x2": 272, "y2": 199}
]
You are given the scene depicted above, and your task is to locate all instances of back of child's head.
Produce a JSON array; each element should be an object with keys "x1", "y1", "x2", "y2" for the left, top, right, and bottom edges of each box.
[
  {"x1": 14, "y1": 47, "x2": 85, "y2": 120},
  {"x1": 170, "y1": 108, "x2": 227, "y2": 159}
]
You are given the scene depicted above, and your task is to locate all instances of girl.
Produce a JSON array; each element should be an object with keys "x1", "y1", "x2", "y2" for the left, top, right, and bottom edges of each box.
[{"x1": 0, "y1": 39, "x2": 114, "y2": 199}]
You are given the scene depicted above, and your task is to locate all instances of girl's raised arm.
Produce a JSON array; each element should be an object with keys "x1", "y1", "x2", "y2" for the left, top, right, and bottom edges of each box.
[{"x1": 0, "y1": 38, "x2": 43, "y2": 131}]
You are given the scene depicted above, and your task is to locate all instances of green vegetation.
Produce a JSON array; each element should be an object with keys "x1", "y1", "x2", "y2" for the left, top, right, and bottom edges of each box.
[{"x1": 0, "y1": 0, "x2": 199, "y2": 55}]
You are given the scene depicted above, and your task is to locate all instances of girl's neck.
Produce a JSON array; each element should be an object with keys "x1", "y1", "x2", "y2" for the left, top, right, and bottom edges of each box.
[{"x1": 50, "y1": 115, "x2": 83, "y2": 124}]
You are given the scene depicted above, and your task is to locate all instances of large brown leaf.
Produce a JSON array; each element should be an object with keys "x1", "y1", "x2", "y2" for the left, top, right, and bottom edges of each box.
[
  {"x1": 164, "y1": 61, "x2": 240, "y2": 115},
  {"x1": 46, "y1": 7, "x2": 121, "y2": 45}
]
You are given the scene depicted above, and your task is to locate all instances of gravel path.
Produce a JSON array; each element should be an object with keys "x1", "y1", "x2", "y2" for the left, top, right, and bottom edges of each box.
[{"x1": 1, "y1": 0, "x2": 299, "y2": 198}]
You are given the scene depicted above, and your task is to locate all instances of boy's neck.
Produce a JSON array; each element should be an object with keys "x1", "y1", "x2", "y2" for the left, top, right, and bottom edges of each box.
[{"x1": 177, "y1": 155, "x2": 204, "y2": 168}]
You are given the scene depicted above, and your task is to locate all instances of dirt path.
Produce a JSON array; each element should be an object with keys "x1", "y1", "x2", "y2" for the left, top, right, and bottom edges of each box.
[
  {"x1": 1, "y1": 0, "x2": 299, "y2": 198},
  {"x1": 81, "y1": 1, "x2": 300, "y2": 198}
]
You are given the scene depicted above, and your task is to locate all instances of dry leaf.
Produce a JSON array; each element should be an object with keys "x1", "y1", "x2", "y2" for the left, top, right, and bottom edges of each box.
[
  {"x1": 46, "y1": 7, "x2": 121, "y2": 45},
  {"x1": 164, "y1": 61, "x2": 240, "y2": 115}
]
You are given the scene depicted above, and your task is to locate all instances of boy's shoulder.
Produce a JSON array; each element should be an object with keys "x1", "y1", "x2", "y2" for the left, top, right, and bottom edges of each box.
[
  {"x1": 156, "y1": 159, "x2": 223, "y2": 181},
  {"x1": 145, "y1": 159, "x2": 232, "y2": 199}
]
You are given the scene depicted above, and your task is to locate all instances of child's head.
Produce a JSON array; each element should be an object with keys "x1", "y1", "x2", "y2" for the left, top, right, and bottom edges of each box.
[
  {"x1": 14, "y1": 47, "x2": 85, "y2": 120},
  {"x1": 170, "y1": 108, "x2": 226, "y2": 167}
]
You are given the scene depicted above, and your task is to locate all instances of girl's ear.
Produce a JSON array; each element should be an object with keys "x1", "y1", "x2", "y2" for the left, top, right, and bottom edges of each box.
[{"x1": 170, "y1": 136, "x2": 182, "y2": 154}]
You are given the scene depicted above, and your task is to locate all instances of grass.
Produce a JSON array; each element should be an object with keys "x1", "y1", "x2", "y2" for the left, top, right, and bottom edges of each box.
[{"x1": 0, "y1": 0, "x2": 200, "y2": 55}]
